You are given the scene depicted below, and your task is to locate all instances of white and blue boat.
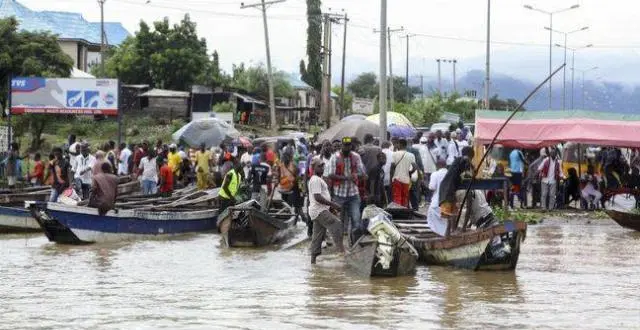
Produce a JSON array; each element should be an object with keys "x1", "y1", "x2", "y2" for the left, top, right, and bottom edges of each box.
[
  {"x1": 30, "y1": 202, "x2": 219, "y2": 244},
  {"x1": 0, "y1": 206, "x2": 40, "y2": 233}
]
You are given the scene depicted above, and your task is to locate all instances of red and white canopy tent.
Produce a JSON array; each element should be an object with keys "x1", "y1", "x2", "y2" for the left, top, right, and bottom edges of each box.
[{"x1": 475, "y1": 110, "x2": 640, "y2": 149}]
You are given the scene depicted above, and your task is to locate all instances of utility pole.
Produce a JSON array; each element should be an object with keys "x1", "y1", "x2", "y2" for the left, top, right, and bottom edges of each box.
[
  {"x1": 241, "y1": 0, "x2": 285, "y2": 131},
  {"x1": 452, "y1": 59, "x2": 457, "y2": 93},
  {"x1": 405, "y1": 34, "x2": 416, "y2": 88},
  {"x1": 376, "y1": 27, "x2": 402, "y2": 111},
  {"x1": 339, "y1": 12, "x2": 348, "y2": 118},
  {"x1": 379, "y1": 0, "x2": 387, "y2": 142},
  {"x1": 485, "y1": 0, "x2": 490, "y2": 109},
  {"x1": 321, "y1": 13, "x2": 332, "y2": 128},
  {"x1": 420, "y1": 75, "x2": 424, "y2": 98},
  {"x1": 436, "y1": 59, "x2": 442, "y2": 94},
  {"x1": 98, "y1": 0, "x2": 106, "y2": 75}
]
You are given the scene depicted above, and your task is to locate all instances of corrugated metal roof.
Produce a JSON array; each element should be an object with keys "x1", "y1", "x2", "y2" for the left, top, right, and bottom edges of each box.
[
  {"x1": 285, "y1": 73, "x2": 313, "y2": 90},
  {"x1": 0, "y1": 0, "x2": 129, "y2": 46},
  {"x1": 140, "y1": 89, "x2": 190, "y2": 98}
]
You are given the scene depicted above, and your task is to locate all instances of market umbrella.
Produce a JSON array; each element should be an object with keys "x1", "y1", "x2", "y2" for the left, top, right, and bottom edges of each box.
[
  {"x1": 317, "y1": 120, "x2": 381, "y2": 142},
  {"x1": 366, "y1": 112, "x2": 415, "y2": 127},
  {"x1": 388, "y1": 124, "x2": 417, "y2": 138},
  {"x1": 340, "y1": 114, "x2": 367, "y2": 122},
  {"x1": 172, "y1": 118, "x2": 241, "y2": 148}
]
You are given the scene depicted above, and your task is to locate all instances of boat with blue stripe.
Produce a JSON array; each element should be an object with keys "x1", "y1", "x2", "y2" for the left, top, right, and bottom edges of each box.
[
  {"x1": 0, "y1": 205, "x2": 40, "y2": 233},
  {"x1": 30, "y1": 202, "x2": 219, "y2": 244}
]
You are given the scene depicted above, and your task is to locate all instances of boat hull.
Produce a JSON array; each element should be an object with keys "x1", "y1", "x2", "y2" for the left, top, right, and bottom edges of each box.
[
  {"x1": 409, "y1": 221, "x2": 527, "y2": 271},
  {"x1": 0, "y1": 206, "x2": 40, "y2": 233},
  {"x1": 605, "y1": 209, "x2": 640, "y2": 231},
  {"x1": 345, "y1": 236, "x2": 417, "y2": 277},
  {"x1": 30, "y1": 203, "x2": 218, "y2": 244},
  {"x1": 218, "y1": 206, "x2": 296, "y2": 248}
]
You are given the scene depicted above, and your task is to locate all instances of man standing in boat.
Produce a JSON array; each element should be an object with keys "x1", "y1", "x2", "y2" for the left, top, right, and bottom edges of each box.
[
  {"x1": 309, "y1": 158, "x2": 345, "y2": 264},
  {"x1": 427, "y1": 158, "x2": 448, "y2": 236}
]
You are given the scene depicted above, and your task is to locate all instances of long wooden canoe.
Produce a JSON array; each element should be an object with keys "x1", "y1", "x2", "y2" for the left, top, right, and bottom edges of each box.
[{"x1": 605, "y1": 209, "x2": 640, "y2": 231}]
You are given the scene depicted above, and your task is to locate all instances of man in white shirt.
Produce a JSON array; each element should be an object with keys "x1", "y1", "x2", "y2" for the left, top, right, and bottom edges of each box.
[
  {"x1": 434, "y1": 130, "x2": 448, "y2": 160},
  {"x1": 427, "y1": 159, "x2": 448, "y2": 236},
  {"x1": 456, "y1": 131, "x2": 469, "y2": 148},
  {"x1": 537, "y1": 148, "x2": 561, "y2": 210},
  {"x1": 381, "y1": 141, "x2": 394, "y2": 203},
  {"x1": 446, "y1": 132, "x2": 461, "y2": 166},
  {"x1": 391, "y1": 139, "x2": 417, "y2": 207},
  {"x1": 308, "y1": 158, "x2": 344, "y2": 264},
  {"x1": 73, "y1": 144, "x2": 96, "y2": 200},
  {"x1": 239, "y1": 148, "x2": 253, "y2": 179},
  {"x1": 118, "y1": 143, "x2": 132, "y2": 176},
  {"x1": 139, "y1": 152, "x2": 159, "y2": 195}
]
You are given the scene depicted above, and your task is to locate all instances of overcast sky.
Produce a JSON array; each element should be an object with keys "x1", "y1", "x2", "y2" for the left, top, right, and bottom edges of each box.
[{"x1": 19, "y1": 0, "x2": 640, "y2": 82}]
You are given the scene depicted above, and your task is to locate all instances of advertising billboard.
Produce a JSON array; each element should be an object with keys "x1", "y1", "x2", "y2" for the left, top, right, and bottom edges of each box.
[
  {"x1": 10, "y1": 78, "x2": 119, "y2": 116},
  {"x1": 352, "y1": 97, "x2": 374, "y2": 115}
]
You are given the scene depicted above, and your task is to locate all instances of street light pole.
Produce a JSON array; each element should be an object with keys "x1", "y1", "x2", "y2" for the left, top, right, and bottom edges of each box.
[
  {"x1": 546, "y1": 26, "x2": 589, "y2": 110},
  {"x1": 524, "y1": 3, "x2": 580, "y2": 110},
  {"x1": 574, "y1": 66, "x2": 598, "y2": 110},
  {"x1": 555, "y1": 43, "x2": 592, "y2": 109}
]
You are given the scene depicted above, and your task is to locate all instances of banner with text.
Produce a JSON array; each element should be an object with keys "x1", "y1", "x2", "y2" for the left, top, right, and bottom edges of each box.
[{"x1": 10, "y1": 78, "x2": 119, "y2": 116}]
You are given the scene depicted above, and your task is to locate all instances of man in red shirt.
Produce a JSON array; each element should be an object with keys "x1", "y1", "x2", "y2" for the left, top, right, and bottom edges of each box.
[{"x1": 158, "y1": 156, "x2": 174, "y2": 197}]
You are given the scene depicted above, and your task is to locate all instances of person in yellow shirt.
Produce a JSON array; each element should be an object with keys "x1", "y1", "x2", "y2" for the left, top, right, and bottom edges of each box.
[
  {"x1": 168, "y1": 144, "x2": 182, "y2": 182},
  {"x1": 195, "y1": 143, "x2": 213, "y2": 190}
]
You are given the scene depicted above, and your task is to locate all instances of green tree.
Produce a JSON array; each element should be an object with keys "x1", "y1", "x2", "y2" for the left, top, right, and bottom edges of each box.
[
  {"x1": 0, "y1": 17, "x2": 74, "y2": 151},
  {"x1": 347, "y1": 72, "x2": 378, "y2": 99},
  {"x1": 301, "y1": 0, "x2": 322, "y2": 90},
  {"x1": 101, "y1": 14, "x2": 210, "y2": 91},
  {"x1": 394, "y1": 99, "x2": 444, "y2": 126},
  {"x1": 230, "y1": 63, "x2": 293, "y2": 99},
  {"x1": 332, "y1": 86, "x2": 353, "y2": 113},
  {"x1": 391, "y1": 76, "x2": 421, "y2": 103}
]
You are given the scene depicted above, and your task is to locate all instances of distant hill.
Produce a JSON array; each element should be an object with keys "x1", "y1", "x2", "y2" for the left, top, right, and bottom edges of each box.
[{"x1": 332, "y1": 47, "x2": 640, "y2": 113}]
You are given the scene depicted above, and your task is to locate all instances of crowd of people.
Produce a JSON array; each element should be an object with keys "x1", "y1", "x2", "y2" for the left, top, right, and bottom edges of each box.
[{"x1": 484, "y1": 145, "x2": 640, "y2": 211}]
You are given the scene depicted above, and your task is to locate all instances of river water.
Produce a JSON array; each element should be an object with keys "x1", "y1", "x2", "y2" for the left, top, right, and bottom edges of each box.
[{"x1": 2, "y1": 217, "x2": 639, "y2": 329}]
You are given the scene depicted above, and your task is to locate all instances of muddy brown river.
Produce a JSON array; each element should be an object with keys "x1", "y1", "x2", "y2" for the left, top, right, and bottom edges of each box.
[{"x1": 1, "y1": 217, "x2": 639, "y2": 329}]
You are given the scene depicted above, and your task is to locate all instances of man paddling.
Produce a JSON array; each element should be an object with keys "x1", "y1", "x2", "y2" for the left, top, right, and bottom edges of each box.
[{"x1": 309, "y1": 158, "x2": 344, "y2": 264}]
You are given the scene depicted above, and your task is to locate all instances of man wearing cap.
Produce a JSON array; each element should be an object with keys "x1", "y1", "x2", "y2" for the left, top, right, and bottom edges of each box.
[
  {"x1": 309, "y1": 157, "x2": 344, "y2": 264},
  {"x1": 325, "y1": 137, "x2": 366, "y2": 239}
]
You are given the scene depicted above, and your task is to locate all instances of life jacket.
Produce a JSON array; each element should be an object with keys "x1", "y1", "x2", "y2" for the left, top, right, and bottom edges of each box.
[
  {"x1": 540, "y1": 157, "x2": 561, "y2": 181},
  {"x1": 219, "y1": 169, "x2": 240, "y2": 199},
  {"x1": 334, "y1": 152, "x2": 359, "y2": 187}
]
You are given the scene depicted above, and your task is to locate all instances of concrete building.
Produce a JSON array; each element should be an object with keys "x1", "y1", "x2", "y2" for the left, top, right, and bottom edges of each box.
[{"x1": 0, "y1": 0, "x2": 129, "y2": 72}]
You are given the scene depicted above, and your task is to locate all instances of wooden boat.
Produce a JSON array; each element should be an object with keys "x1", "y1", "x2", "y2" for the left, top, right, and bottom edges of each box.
[
  {"x1": 29, "y1": 201, "x2": 218, "y2": 245},
  {"x1": 346, "y1": 235, "x2": 417, "y2": 277},
  {"x1": 217, "y1": 200, "x2": 297, "y2": 247},
  {"x1": 389, "y1": 207, "x2": 527, "y2": 271},
  {"x1": 0, "y1": 188, "x2": 51, "y2": 233},
  {"x1": 0, "y1": 180, "x2": 143, "y2": 233},
  {"x1": 605, "y1": 209, "x2": 640, "y2": 231}
]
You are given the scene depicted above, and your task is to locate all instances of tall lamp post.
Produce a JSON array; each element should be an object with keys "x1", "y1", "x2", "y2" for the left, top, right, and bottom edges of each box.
[
  {"x1": 555, "y1": 43, "x2": 593, "y2": 109},
  {"x1": 573, "y1": 66, "x2": 598, "y2": 110},
  {"x1": 524, "y1": 3, "x2": 580, "y2": 109},
  {"x1": 544, "y1": 26, "x2": 588, "y2": 110}
]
